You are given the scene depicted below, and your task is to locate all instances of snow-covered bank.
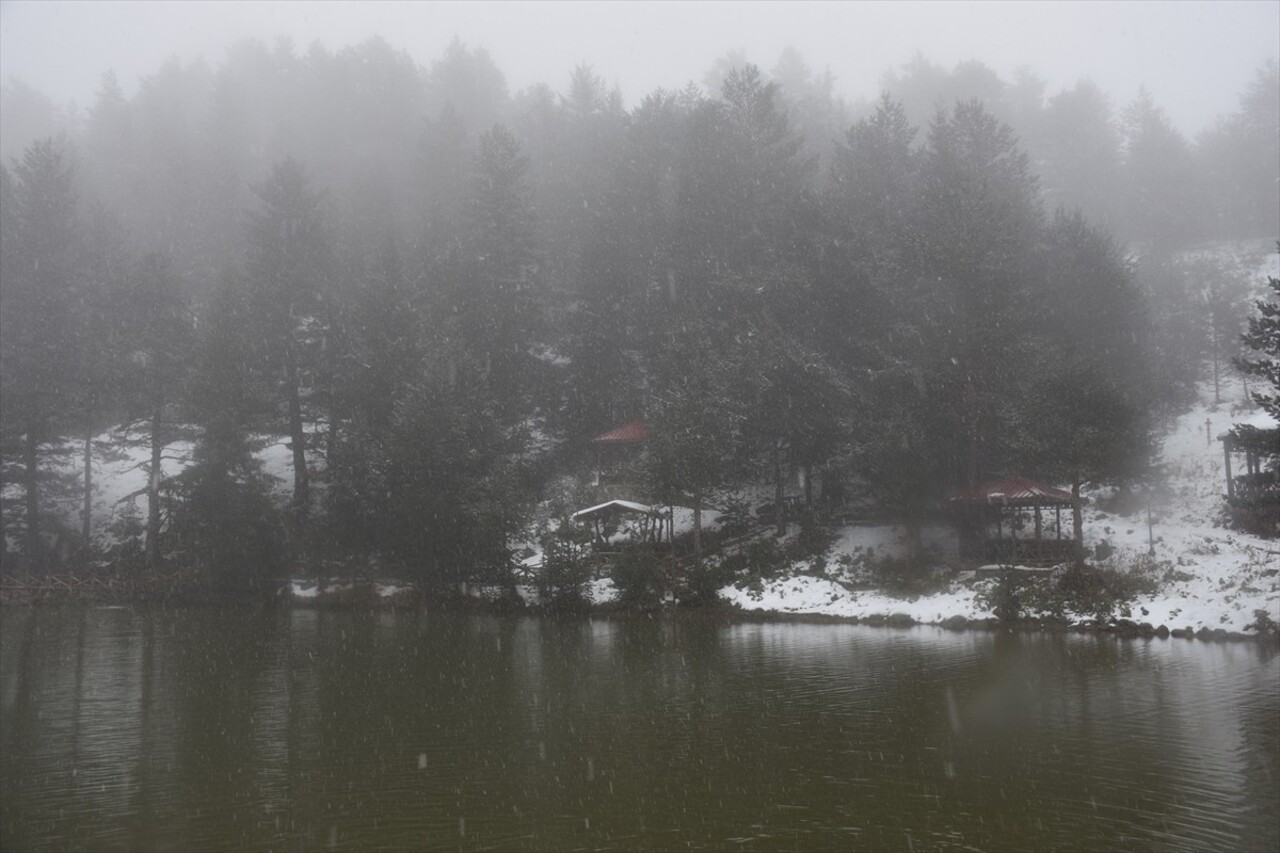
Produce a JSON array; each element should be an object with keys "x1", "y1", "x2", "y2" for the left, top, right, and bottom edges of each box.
[
  {"x1": 721, "y1": 575, "x2": 987, "y2": 624},
  {"x1": 721, "y1": 373, "x2": 1279, "y2": 635}
]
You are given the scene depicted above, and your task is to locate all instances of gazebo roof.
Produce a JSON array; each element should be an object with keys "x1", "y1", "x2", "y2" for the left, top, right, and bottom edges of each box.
[
  {"x1": 591, "y1": 419, "x2": 650, "y2": 444},
  {"x1": 1221, "y1": 424, "x2": 1280, "y2": 455},
  {"x1": 571, "y1": 499, "x2": 664, "y2": 520},
  {"x1": 949, "y1": 476, "x2": 1074, "y2": 507}
]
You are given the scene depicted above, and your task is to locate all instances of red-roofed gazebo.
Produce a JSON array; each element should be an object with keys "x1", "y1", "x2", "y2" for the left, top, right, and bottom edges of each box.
[
  {"x1": 949, "y1": 476, "x2": 1080, "y2": 566},
  {"x1": 591, "y1": 420, "x2": 650, "y2": 500},
  {"x1": 591, "y1": 419, "x2": 650, "y2": 444}
]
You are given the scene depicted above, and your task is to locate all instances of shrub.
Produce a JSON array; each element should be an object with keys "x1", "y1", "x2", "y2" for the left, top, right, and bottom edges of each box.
[
  {"x1": 101, "y1": 500, "x2": 146, "y2": 570},
  {"x1": 868, "y1": 553, "x2": 952, "y2": 597},
  {"x1": 1224, "y1": 500, "x2": 1280, "y2": 539},
  {"x1": 975, "y1": 569, "x2": 1026, "y2": 623},
  {"x1": 681, "y1": 559, "x2": 736, "y2": 606},
  {"x1": 742, "y1": 537, "x2": 788, "y2": 582},
  {"x1": 537, "y1": 524, "x2": 593, "y2": 610},
  {"x1": 1248, "y1": 608, "x2": 1279, "y2": 638},
  {"x1": 788, "y1": 510, "x2": 835, "y2": 563},
  {"x1": 714, "y1": 496, "x2": 754, "y2": 538},
  {"x1": 1023, "y1": 564, "x2": 1158, "y2": 624},
  {"x1": 610, "y1": 545, "x2": 665, "y2": 608}
]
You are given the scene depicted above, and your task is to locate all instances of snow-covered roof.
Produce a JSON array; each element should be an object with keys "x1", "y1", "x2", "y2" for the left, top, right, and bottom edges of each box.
[
  {"x1": 571, "y1": 499, "x2": 663, "y2": 520},
  {"x1": 949, "y1": 476, "x2": 1074, "y2": 507},
  {"x1": 591, "y1": 419, "x2": 649, "y2": 444}
]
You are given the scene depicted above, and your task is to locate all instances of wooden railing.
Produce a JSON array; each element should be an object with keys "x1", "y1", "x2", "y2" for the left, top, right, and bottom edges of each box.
[
  {"x1": 962, "y1": 538, "x2": 1077, "y2": 566},
  {"x1": 0, "y1": 569, "x2": 200, "y2": 601}
]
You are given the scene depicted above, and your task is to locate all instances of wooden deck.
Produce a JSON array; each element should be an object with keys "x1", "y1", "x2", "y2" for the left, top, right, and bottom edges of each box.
[{"x1": 962, "y1": 538, "x2": 1077, "y2": 567}]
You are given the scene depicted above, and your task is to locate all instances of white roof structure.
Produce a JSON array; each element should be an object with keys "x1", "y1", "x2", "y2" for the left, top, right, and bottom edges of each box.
[{"x1": 570, "y1": 499, "x2": 663, "y2": 520}]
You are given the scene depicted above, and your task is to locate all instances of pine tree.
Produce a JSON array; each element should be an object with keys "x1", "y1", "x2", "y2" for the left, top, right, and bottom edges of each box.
[
  {"x1": 645, "y1": 325, "x2": 746, "y2": 563},
  {"x1": 0, "y1": 138, "x2": 81, "y2": 567},
  {"x1": 383, "y1": 349, "x2": 526, "y2": 588},
  {"x1": 456, "y1": 125, "x2": 540, "y2": 418},
  {"x1": 424, "y1": 38, "x2": 509, "y2": 137},
  {"x1": 116, "y1": 253, "x2": 194, "y2": 568},
  {"x1": 1235, "y1": 274, "x2": 1280, "y2": 420},
  {"x1": 1120, "y1": 88, "x2": 1200, "y2": 248},
  {"x1": 71, "y1": 205, "x2": 132, "y2": 557},
  {"x1": 244, "y1": 158, "x2": 330, "y2": 533},
  {"x1": 1040, "y1": 80, "x2": 1122, "y2": 230},
  {"x1": 562, "y1": 89, "x2": 685, "y2": 436},
  {"x1": 917, "y1": 100, "x2": 1042, "y2": 485},
  {"x1": 326, "y1": 237, "x2": 419, "y2": 558},
  {"x1": 1019, "y1": 358, "x2": 1154, "y2": 562},
  {"x1": 1198, "y1": 61, "x2": 1279, "y2": 239},
  {"x1": 170, "y1": 273, "x2": 282, "y2": 591}
]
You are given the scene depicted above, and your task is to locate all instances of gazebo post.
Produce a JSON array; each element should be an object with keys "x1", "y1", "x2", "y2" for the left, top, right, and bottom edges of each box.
[
  {"x1": 1223, "y1": 436, "x2": 1235, "y2": 500},
  {"x1": 1034, "y1": 502, "x2": 1042, "y2": 561},
  {"x1": 1009, "y1": 505, "x2": 1018, "y2": 563},
  {"x1": 955, "y1": 478, "x2": 1076, "y2": 567}
]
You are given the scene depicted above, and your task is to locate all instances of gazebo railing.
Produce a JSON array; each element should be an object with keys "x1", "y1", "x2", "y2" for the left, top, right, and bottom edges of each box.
[{"x1": 962, "y1": 538, "x2": 1076, "y2": 566}]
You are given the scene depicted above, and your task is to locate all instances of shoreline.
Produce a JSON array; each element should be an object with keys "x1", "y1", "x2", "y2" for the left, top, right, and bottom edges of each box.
[{"x1": 3, "y1": 582, "x2": 1276, "y2": 645}]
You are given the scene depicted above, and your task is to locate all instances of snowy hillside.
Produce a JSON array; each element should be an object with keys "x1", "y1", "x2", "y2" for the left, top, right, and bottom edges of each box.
[
  {"x1": 721, "y1": 374, "x2": 1278, "y2": 632},
  {"x1": 16, "y1": 246, "x2": 1280, "y2": 633},
  {"x1": 723, "y1": 245, "x2": 1280, "y2": 633}
]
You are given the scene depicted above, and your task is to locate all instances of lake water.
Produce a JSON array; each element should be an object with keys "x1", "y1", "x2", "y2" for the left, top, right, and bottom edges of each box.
[{"x1": 2, "y1": 607, "x2": 1277, "y2": 852}]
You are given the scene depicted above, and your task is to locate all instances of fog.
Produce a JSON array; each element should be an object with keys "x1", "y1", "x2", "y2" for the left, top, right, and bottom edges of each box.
[
  {"x1": 0, "y1": 0, "x2": 1276, "y2": 588},
  {"x1": 2, "y1": 0, "x2": 1277, "y2": 137},
  {"x1": 1, "y1": 5, "x2": 1279, "y2": 849}
]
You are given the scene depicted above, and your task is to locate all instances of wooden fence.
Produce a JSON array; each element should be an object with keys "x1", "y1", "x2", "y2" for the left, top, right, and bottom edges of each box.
[{"x1": 0, "y1": 569, "x2": 201, "y2": 602}]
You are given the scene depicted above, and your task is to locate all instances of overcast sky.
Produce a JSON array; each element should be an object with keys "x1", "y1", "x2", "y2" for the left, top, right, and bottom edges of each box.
[{"x1": 1, "y1": 0, "x2": 1277, "y2": 135}]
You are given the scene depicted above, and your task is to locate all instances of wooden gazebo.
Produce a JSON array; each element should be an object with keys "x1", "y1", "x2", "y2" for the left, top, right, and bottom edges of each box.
[
  {"x1": 591, "y1": 419, "x2": 650, "y2": 500},
  {"x1": 570, "y1": 499, "x2": 670, "y2": 550},
  {"x1": 1220, "y1": 425, "x2": 1280, "y2": 502},
  {"x1": 949, "y1": 476, "x2": 1080, "y2": 566}
]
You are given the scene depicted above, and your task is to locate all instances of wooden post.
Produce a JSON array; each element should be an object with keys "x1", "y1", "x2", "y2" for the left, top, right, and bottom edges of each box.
[
  {"x1": 1034, "y1": 503, "x2": 1042, "y2": 562},
  {"x1": 1223, "y1": 437, "x2": 1234, "y2": 501},
  {"x1": 1010, "y1": 507, "x2": 1018, "y2": 563},
  {"x1": 1147, "y1": 500, "x2": 1155, "y2": 557},
  {"x1": 1071, "y1": 478, "x2": 1084, "y2": 565}
]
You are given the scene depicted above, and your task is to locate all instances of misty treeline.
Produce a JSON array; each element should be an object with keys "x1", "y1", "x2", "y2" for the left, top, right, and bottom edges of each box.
[{"x1": 0, "y1": 38, "x2": 1276, "y2": 588}]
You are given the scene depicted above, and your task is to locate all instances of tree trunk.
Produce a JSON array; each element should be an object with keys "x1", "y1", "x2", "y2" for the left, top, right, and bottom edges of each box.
[
  {"x1": 773, "y1": 441, "x2": 786, "y2": 537},
  {"x1": 23, "y1": 426, "x2": 41, "y2": 567},
  {"x1": 82, "y1": 421, "x2": 93, "y2": 550},
  {"x1": 1211, "y1": 330, "x2": 1220, "y2": 404},
  {"x1": 1071, "y1": 476, "x2": 1085, "y2": 565},
  {"x1": 146, "y1": 407, "x2": 164, "y2": 569},
  {"x1": 692, "y1": 490, "x2": 702, "y2": 565},
  {"x1": 905, "y1": 514, "x2": 921, "y2": 577},
  {"x1": 285, "y1": 345, "x2": 309, "y2": 524},
  {"x1": 1146, "y1": 500, "x2": 1155, "y2": 557}
]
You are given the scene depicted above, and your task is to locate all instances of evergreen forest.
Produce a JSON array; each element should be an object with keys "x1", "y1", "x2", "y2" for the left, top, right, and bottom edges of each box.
[{"x1": 1, "y1": 39, "x2": 1277, "y2": 592}]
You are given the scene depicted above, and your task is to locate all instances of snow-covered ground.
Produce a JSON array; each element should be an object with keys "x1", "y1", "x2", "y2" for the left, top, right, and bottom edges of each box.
[
  {"x1": 47, "y1": 430, "x2": 311, "y2": 555},
  {"x1": 722, "y1": 244, "x2": 1280, "y2": 634},
  {"x1": 23, "y1": 376, "x2": 1280, "y2": 633},
  {"x1": 722, "y1": 379, "x2": 1279, "y2": 635}
]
